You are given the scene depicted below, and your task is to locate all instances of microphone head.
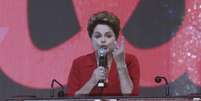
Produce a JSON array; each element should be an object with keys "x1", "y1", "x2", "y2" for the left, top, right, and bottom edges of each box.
[
  {"x1": 98, "y1": 47, "x2": 107, "y2": 57},
  {"x1": 155, "y1": 76, "x2": 162, "y2": 83},
  {"x1": 57, "y1": 90, "x2": 65, "y2": 97},
  {"x1": 98, "y1": 47, "x2": 108, "y2": 67}
]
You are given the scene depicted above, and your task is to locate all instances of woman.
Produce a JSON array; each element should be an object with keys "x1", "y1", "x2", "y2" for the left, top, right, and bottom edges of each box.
[{"x1": 67, "y1": 11, "x2": 140, "y2": 96}]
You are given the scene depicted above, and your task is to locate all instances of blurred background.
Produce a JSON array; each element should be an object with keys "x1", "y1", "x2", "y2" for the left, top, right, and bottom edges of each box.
[{"x1": 0, "y1": 0, "x2": 200, "y2": 100}]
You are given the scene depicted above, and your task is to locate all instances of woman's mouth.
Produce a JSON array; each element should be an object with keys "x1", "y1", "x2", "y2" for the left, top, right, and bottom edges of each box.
[
  {"x1": 100, "y1": 45, "x2": 107, "y2": 49},
  {"x1": 99, "y1": 45, "x2": 110, "y2": 53}
]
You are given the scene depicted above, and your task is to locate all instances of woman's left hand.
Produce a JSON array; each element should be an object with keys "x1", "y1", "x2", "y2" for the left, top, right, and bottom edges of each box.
[{"x1": 112, "y1": 36, "x2": 126, "y2": 66}]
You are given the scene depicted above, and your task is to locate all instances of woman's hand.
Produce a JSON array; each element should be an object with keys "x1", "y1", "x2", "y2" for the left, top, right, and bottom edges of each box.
[
  {"x1": 112, "y1": 37, "x2": 126, "y2": 67},
  {"x1": 90, "y1": 66, "x2": 106, "y2": 85},
  {"x1": 75, "y1": 66, "x2": 106, "y2": 95},
  {"x1": 112, "y1": 37, "x2": 134, "y2": 94}
]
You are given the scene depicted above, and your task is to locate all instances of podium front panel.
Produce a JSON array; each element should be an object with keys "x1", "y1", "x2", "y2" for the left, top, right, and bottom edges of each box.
[{"x1": 7, "y1": 96, "x2": 200, "y2": 101}]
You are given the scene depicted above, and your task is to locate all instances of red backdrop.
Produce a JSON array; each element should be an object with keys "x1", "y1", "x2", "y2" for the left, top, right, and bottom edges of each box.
[{"x1": 0, "y1": 0, "x2": 200, "y2": 91}]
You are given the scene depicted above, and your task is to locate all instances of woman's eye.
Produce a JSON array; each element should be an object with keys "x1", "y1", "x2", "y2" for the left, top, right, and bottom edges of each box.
[
  {"x1": 106, "y1": 35, "x2": 112, "y2": 38},
  {"x1": 105, "y1": 33, "x2": 113, "y2": 38},
  {"x1": 105, "y1": 32, "x2": 114, "y2": 38},
  {"x1": 95, "y1": 35, "x2": 101, "y2": 38}
]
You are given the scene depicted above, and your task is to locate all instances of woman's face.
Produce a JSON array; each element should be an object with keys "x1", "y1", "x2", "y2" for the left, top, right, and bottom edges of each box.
[{"x1": 91, "y1": 24, "x2": 116, "y2": 53}]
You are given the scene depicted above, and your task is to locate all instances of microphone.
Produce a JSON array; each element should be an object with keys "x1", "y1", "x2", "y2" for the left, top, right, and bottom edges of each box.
[
  {"x1": 50, "y1": 79, "x2": 65, "y2": 97},
  {"x1": 155, "y1": 76, "x2": 170, "y2": 96},
  {"x1": 97, "y1": 47, "x2": 107, "y2": 88}
]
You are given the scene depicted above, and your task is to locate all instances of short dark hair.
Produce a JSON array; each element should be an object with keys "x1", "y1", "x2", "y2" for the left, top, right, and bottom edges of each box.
[{"x1": 87, "y1": 11, "x2": 120, "y2": 39}]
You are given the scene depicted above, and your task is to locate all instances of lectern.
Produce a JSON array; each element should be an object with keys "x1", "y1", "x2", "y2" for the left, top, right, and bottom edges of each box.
[{"x1": 7, "y1": 96, "x2": 200, "y2": 101}]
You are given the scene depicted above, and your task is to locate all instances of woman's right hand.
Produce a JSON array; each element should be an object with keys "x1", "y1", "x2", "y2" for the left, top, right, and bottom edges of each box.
[
  {"x1": 75, "y1": 66, "x2": 107, "y2": 95},
  {"x1": 90, "y1": 66, "x2": 106, "y2": 85}
]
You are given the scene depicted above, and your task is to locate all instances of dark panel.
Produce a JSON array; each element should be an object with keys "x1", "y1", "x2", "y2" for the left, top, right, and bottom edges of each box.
[
  {"x1": 28, "y1": 0, "x2": 80, "y2": 50},
  {"x1": 0, "y1": 69, "x2": 65, "y2": 101},
  {"x1": 123, "y1": 0, "x2": 185, "y2": 48},
  {"x1": 140, "y1": 73, "x2": 201, "y2": 97},
  {"x1": 1, "y1": 69, "x2": 201, "y2": 100},
  {"x1": 169, "y1": 73, "x2": 201, "y2": 96}
]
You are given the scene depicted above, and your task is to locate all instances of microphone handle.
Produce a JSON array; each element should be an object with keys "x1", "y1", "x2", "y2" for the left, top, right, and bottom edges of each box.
[
  {"x1": 51, "y1": 79, "x2": 65, "y2": 97},
  {"x1": 97, "y1": 80, "x2": 105, "y2": 87},
  {"x1": 50, "y1": 80, "x2": 55, "y2": 97},
  {"x1": 97, "y1": 55, "x2": 107, "y2": 87},
  {"x1": 99, "y1": 56, "x2": 107, "y2": 67}
]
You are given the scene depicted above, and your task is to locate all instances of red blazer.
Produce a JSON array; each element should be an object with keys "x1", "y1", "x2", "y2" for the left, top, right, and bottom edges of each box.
[{"x1": 66, "y1": 52, "x2": 140, "y2": 96}]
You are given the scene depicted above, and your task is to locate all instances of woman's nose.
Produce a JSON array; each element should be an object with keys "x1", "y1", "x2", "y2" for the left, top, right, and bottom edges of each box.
[{"x1": 101, "y1": 37, "x2": 106, "y2": 43}]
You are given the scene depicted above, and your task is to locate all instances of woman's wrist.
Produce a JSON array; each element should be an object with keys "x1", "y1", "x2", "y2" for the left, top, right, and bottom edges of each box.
[
  {"x1": 116, "y1": 61, "x2": 126, "y2": 68},
  {"x1": 89, "y1": 76, "x2": 98, "y2": 86},
  {"x1": 117, "y1": 63, "x2": 127, "y2": 72},
  {"x1": 75, "y1": 77, "x2": 96, "y2": 95}
]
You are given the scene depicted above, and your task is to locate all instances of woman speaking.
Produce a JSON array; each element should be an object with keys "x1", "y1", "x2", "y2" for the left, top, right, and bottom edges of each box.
[{"x1": 67, "y1": 11, "x2": 140, "y2": 96}]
